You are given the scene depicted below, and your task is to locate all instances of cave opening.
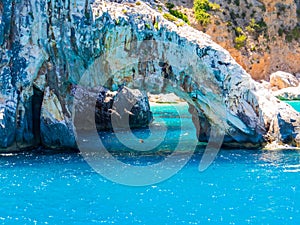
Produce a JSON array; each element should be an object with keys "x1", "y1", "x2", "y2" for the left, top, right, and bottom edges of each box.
[{"x1": 32, "y1": 86, "x2": 43, "y2": 145}]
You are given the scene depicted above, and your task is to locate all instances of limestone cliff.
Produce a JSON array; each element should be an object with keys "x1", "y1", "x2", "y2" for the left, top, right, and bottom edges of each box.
[
  {"x1": 169, "y1": 0, "x2": 300, "y2": 80},
  {"x1": 0, "y1": 0, "x2": 299, "y2": 151}
]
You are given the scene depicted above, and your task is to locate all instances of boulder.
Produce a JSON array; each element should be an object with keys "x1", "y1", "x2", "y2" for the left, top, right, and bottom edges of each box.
[
  {"x1": 74, "y1": 86, "x2": 153, "y2": 131},
  {"x1": 102, "y1": 86, "x2": 153, "y2": 130},
  {"x1": 270, "y1": 71, "x2": 299, "y2": 90}
]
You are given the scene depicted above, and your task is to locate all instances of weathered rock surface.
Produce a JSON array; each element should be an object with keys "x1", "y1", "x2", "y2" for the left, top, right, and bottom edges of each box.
[
  {"x1": 40, "y1": 87, "x2": 76, "y2": 149},
  {"x1": 273, "y1": 86, "x2": 300, "y2": 100},
  {"x1": 148, "y1": 93, "x2": 184, "y2": 104},
  {"x1": 0, "y1": 0, "x2": 299, "y2": 151},
  {"x1": 104, "y1": 86, "x2": 153, "y2": 130},
  {"x1": 270, "y1": 71, "x2": 299, "y2": 90},
  {"x1": 75, "y1": 85, "x2": 153, "y2": 131}
]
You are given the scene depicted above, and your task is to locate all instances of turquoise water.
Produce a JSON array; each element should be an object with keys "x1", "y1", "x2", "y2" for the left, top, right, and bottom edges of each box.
[
  {"x1": 1, "y1": 103, "x2": 300, "y2": 224},
  {"x1": 286, "y1": 101, "x2": 300, "y2": 112}
]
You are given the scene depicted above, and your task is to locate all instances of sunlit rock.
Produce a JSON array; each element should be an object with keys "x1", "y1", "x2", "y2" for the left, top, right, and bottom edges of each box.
[
  {"x1": 270, "y1": 71, "x2": 299, "y2": 90},
  {"x1": 0, "y1": 0, "x2": 299, "y2": 150}
]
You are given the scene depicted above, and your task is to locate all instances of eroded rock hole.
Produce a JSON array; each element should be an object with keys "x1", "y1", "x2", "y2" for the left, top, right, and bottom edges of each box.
[{"x1": 32, "y1": 86, "x2": 43, "y2": 145}]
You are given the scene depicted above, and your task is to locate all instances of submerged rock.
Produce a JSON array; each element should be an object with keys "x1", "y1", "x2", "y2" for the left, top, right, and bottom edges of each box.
[{"x1": 0, "y1": 0, "x2": 299, "y2": 151}]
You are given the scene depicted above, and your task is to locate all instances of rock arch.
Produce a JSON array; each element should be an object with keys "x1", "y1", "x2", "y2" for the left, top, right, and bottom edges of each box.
[
  {"x1": 78, "y1": 12, "x2": 300, "y2": 148},
  {"x1": 0, "y1": 0, "x2": 299, "y2": 150}
]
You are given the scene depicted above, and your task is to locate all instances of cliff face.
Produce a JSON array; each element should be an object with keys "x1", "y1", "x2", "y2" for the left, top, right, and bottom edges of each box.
[
  {"x1": 0, "y1": 0, "x2": 299, "y2": 151},
  {"x1": 171, "y1": 0, "x2": 300, "y2": 80}
]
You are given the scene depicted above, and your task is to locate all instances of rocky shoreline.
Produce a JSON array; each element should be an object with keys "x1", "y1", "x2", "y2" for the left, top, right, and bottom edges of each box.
[{"x1": 0, "y1": 0, "x2": 300, "y2": 152}]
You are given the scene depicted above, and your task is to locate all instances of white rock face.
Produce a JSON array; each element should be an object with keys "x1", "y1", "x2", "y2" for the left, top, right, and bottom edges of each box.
[
  {"x1": 0, "y1": 0, "x2": 299, "y2": 151},
  {"x1": 270, "y1": 71, "x2": 299, "y2": 90}
]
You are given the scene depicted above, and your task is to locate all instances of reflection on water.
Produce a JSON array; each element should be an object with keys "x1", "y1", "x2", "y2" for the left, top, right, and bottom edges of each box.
[{"x1": 258, "y1": 150, "x2": 300, "y2": 173}]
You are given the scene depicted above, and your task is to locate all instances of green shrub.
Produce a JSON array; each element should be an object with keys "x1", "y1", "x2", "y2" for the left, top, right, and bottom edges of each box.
[
  {"x1": 163, "y1": 13, "x2": 178, "y2": 22},
  {"x1": 246, "y1": 18, "x2": 267, "y2": 34},
  {"x1": 234, "y1": 34, "x2": 247, "y2": 49},
  {"x1": 246, "y1": 25, "x2": 255, "y2": 33},
  {"x1": 256, "y1": 19, "x2": 267, "y2": 32},
  {"x1": 169, "y1": 9, "x2": 190, "y2": 24},
  {"x1": 136, "y1": 1, "x2": 141, "y2": 6},
  {"x1": 278, "y1": 28, "x2": 284, "y2": 36},
  {"x1": 177, "y1": 21, "x2": 185, "y2": 27},
  {"x1": 235, "y1": 26, "x2": 243, "y2": 35},
  {"x1": 165, "y1": 2, "x2": 175, "y2": 9},
  {"x1": 291, "y1": 26, "x2": 300, "y2": 39},
  {"x1": 249, "y1": 18, "x2": 258, "y2": 29},
  {"x1": 193, "y1": 0, "x2": 220, "y2": 26},
  {"x1": 145, "y1": 23, "x2": 151, "y2": 29},
  {"x1": 154, "y1": 22, "x2": 159, "y2": 30},
  {"x1": 226, "y1": 21, "x2": 232, "y2": 27},
  {"x1": 195, "y1": 10, "x2": 211, "y2": 26},
  {"x1": 229, "y1": 11, "x2": 237, "y2": 20},
  {"x1": 286, "y1": 34, "x2": 293, "y2": 42},
  {"x1": 259, "y1": 4, "x2": 266, "y2": 12},
  {"x1": 281, "y1": 26, "x2": 300, "y2": 42},
  {"x1": 157, "y1": 5, "x2": 162, "y2": 12},
  {"x1": 250, "y1": 44, "x2": 256, "y2": 51},
  {"x1": 194, "y1": 0, "x2": 220, "y2": 12}
]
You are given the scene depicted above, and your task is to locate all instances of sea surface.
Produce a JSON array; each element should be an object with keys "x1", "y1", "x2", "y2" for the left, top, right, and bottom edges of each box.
[
  {"x1": 287, "y1": 101, "x2": 300, "y2": 112},
  {"x1": 0, "y1": 102, "x2": 300, "y2": 224}
]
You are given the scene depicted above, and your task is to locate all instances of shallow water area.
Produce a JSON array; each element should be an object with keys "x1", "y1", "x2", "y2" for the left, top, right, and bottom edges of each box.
[
  {"x1": 1, "y1": 102, "x2": 300, "y2": 224},
  {"x1": 286, "y1": 101, "x2": 300, "y2": 112}
]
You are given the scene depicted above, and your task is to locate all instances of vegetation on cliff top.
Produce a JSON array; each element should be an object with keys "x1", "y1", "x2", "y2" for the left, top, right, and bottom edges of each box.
[
  {"x1": 164, "y1": 2, "x2": 190, "y2": 25},
  {"x1": 161, "y1": 0, "x2": 300, "y2": 79},
  {"x1": 193, "y1": 0, "x2": 220, "y2": 26}
]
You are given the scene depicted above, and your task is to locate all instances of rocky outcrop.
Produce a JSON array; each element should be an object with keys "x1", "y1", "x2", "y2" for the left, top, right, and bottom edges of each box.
[
  {"x1": 0, "y1": 0, "x2": 299, "y2": 151},
  {"x1": 270, "y1": 71, "x2": 299, "y2": 90},
  {"x1": 74, "y1": 85, "x2": 152, "y2": 131},
  {"x1": 40, "y1": 87, "x2": 77, "y2": 149},
  {"x1": 148, "y1": 93, "x2": 185, "y2": 104},
  {"x1": 95, "y1": 86, "x2": 153, "y2": 131},
  {"x1": 273, "y1": 86, "x2": 300, "y2": 100}
]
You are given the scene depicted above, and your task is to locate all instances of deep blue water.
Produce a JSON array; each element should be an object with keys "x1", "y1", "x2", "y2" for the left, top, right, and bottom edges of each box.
[{"x1": 1, "y1": 103, "x2": 300, "y2": 224}]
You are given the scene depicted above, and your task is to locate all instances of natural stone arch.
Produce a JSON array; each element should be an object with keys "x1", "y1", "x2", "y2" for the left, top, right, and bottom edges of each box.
[
  {"x1": 78, "y1": 15, "x2": 300, "y2": 148},
  {"x1": 1, "y1": 0, "x2": 299, "y2": 151}
]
